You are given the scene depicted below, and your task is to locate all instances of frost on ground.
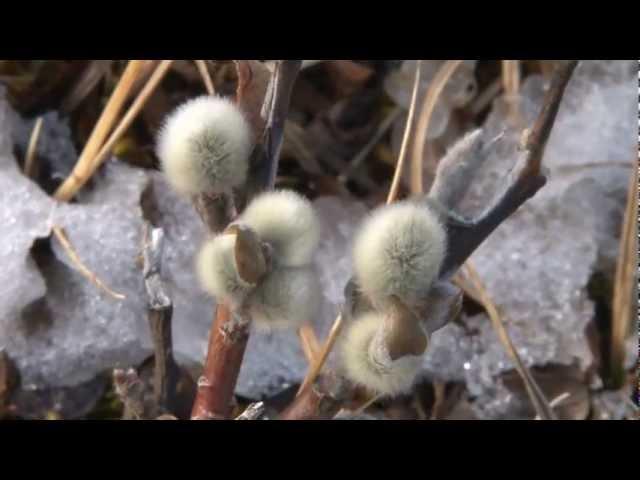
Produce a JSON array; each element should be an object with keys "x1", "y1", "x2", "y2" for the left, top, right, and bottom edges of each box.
[{"x1": 422, "y1": 60, "x2": 637, "y2": 418}]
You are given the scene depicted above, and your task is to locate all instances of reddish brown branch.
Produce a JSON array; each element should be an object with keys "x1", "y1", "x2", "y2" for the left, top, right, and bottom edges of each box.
[
  {"x1": 191, "y1": 306, "x2": 250, "y2": 419},
  {"x1": 189, "y1": 61, "x2": 302, "y2": 420}
]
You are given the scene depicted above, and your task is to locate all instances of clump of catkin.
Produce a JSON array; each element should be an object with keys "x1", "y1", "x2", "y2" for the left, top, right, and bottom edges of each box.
[
  {"x1": 340, "y1": 311, "x2": 425, "y2": 396},
  {"x1": 352, "y1": 201, "x2": 446, "y2": 310},
  {"x1": 196, "y1": 190, "x2": 321, "y2": 331},
  {"x1": 156, "y1": 95, "x2": 252, "y2": 196},
  {"x1": 340, "y1": 200, "x2": 447, "y2": 397}
]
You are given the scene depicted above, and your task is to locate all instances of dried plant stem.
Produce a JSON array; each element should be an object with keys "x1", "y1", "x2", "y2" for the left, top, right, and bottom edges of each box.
[
  {"x1": 339, "y1": 106, "x2": 402, "y2": 184},
  {"x1": 54, "y1": 60, "x2": 146, "y2": 201},
  {"x1": 142, "y1": 224, "x2": 180, "y2": 415},
  {"x1": 470, "y1": 78, "x2": 503, "y2": 116},
  {"x1": 462, "y1": 263, "x2": 556, "y2": 420},
  {"x1": 195, "y1": 60, "x2": 215, "y2": 95},
  {"x1": 90, "y1": 60, "x2": 173, "y2": 173},
  {"x1": 297, "y1": 314, "x2": 344, "y2": 396},
  {"x1": 298, "y1": 323, "x2": 321, "y2": 364},
  {"x1": 23, "y1": 117, "x2": 43, "y2": 178},
  {"x1": 610, "y1": 162, "x2": 638, "y2": 386},
  {"x1": 502, "y1": 60, "x2": 521, "y2": 123},
  {"x1": 354, "y1": 393, "x2": 382, "y2": 414},
  {"x1": 410, "y1": 60, "x2": 463, "y2": 196},
  {"x1": 61, "y1": 60, "x2": 113, "y2": 114},
  {"x1": 386, "y1": 60, "x2": 422, "y2": 204},
  {"x1": 430, "y1": 381, "x2": 446, "y2": 420},
  {"x1": 52, "y1": 226, "x2": 125, "y2": 300}
]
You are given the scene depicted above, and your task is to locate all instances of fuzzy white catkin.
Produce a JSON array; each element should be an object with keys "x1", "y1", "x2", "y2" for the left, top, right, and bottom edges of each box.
[
  {"x1": 341, "y1": 312, "x2": 423, "y2": 396},
  {"x1": 352, "y1": 201, "x2": 446, "y2": 309},
  {"x1": 196, "y1": 233, "x2": 253, "y2": 308},
  {"x1": 239, "y1": 190, "x2": 320, "y2": 267},
  {"x1": 247, "y1": 266, "x2": 321, "y2": 331},
  {"x1": 156, "y1": 95, "x2": 252, "y2": 196}
]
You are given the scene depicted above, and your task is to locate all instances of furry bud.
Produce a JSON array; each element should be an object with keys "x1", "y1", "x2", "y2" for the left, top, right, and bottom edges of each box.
[
  {"x1": 196, "y1": 233, "x2": 253, "y2": 308},
  {"x1": 247, "y1": 266, "x2": 321, "y2": 331},
  {"x1": 239, "y1": 190, "x2": 320, "y2": 267},
  {"x1": 156, "y1": 95, "x2": 252, "y2": 196},
  {"x1": 340, "y1": 311, "x2": 425, "y2": 396},
  {"x1": 352, "y1": 201, "x2": 446, "y2": 310}
]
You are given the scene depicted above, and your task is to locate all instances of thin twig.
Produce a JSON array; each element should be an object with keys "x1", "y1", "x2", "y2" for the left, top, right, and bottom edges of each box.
[
  {"x1": 462, "y1": 263, "x2": 556, "y2": 420},
  {"x1": 23, "y1": 117, "x2": 43, "y2": 178},
  {"x1": 61, "y1": 60, "x2": 113, "y2": 114},
  {"x1": 297, "y1": 314, "x2": 344, "y2": 395},
  {"x1": 354, "y1": 393, "x2": 382, "y2": 414},
  {"x1": 298, "y1": 323, "x2": 321, "y2": 364},
  {"x1": 441, "y1": 60, "x2": 578, "y2": 276},
  {"x1": 430, "y1": 381, "x2": 446, "y2": 420},
  {"x1": 54, "y1": 60, "x2": 146, "y2": 201},
  {"x1": 534, "y1": 392, "x2": 570, "y2": 420},
  {"x1": 470, "y1": 78, "x2": 503, "y2": 116},
  {"x1": 610, "y1": 161, "x2": 638, "y2": 386},
  {"x1": 339, "y1": 106, "x2": 402, "y2": 184},
  {"x1": 195, "y1": 60, "x2": 215, "y2": 95},
  {"x1": 410, "y1": 60, "x2": 463, "y2": 195},
  {"x1": 386, "y1": 60, "x2": 422, "y2": 204},
  {"x1": 142, "y1": 224, "x2": 180, "y2": 416},
  {"x1": 52, "y1": 226, "x2": 125, "y2": 300}
]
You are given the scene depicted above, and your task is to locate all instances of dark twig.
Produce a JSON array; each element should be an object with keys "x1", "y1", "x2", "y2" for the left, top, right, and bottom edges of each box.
[
  {"x1": 439, "y1": 60, "x2": 578, "y2": 276},
  {"x1": 246, "y1": 60, "x2": 303, "y2": 196},
  {"x1": 142, "y1": 224, "x2": 180, "y2": 416},
  {"x1": 0, "y1": 349, "x2": 19, "y2": 418}
]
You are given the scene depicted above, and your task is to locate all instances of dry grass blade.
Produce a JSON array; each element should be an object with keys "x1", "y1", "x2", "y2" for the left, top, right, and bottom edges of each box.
[
  {"x1": 61, "y1": 60, "x2": 113, "y2": 114},
  {"x1": 502, "y1": 60, "x2": 521, "y2": 123},
  {"x1": 470, "y1": 78, "x2": 503, "y2": 116},
  {"x1": 610, "y1": 162, "x2": 638, "y2": 386},
  {"x1": 462, "y1": 262, "x2": 556, "y2": 420},
  {"x1": 90, "y1": 61, "x2": 174, "y2": 180},
  {"x1": 23, "y1": 117, "x2": 43, "y2": 178},
  {"x1": 354, "y1": 393, "x2": 382, "y2": 414},
  {"x1": 195, "y1": 60, "x2": 215, "y2": 95},
  {"x1": 54, "y1": 60, "x2": 146, "y2": 202},
  {"x1": 386, "y1": 60, "x2": 422, "y2": 204},
  {"x1": 52, "y1": 226, "x2": 126, "y2": 300},
  {"x1": 298, "y1": 323, "x2": 321, "y2": 364},
  {"x1": 410, "y1": 60, "x2": 463, "y2": 195},
  {"x1": 339, "y1": 106, "x2": 402, "y2": 184},
  {"x1": 297, "y1": 314, "x2": 344, "y2": 395},
  {"x1": 534, "y1": 392, "x2": 570, "y2": 420}
]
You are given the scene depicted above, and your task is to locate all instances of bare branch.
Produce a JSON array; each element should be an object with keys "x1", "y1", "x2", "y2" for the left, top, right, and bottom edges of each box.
[
  {"x1": 439, "y1": 60, "x2": 578, "y2": 277},
  {"x1": 142, "y1": 224, "x2": 181, "y2": 416}
]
